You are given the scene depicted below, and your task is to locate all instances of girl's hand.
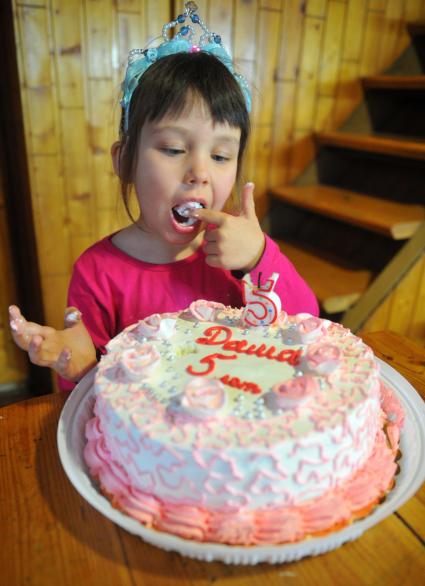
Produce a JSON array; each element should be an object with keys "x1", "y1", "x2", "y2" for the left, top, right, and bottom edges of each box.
[
  {"x1": 193, "y1": 182, "x2": 265, "y2": 272},
  {"x1": 9, "y1": 305, "x2": 97, "y2": 382}
]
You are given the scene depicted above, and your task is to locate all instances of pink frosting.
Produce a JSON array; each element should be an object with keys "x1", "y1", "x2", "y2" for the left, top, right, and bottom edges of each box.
[
  {"x1": 132, "y1": 313, "x2": 176, "y2": 340},
  {"x1": 306, "y1": 344, "x2": 341, "y2": 374},
  {"x1": 379, "y1": 380, "x2": 405, "y2": 428},
  {"x1": 156, "y1": 504, "x2": 210, "y2": 541},
  {"x1": 84, "y1": 381, "x2": 403, "y2": 545},
  {"x1": 271, "y1": 375, "x2": 319, "y2": 409},
  {"x1": 297, "y1": 317, "x2": 324, "y2": 343},
  {"x1": 180, "y1": 377, "x2": 226, "y2": 420},
  {"x1": 120, "y1": 344, "x2": 160, "y2": 380},
  {"x1": 117, "y1": 487, "x2": 162, "y2": 525},
  {"x1": 189, "y1": 300, "x2": 225, "y2": 322}
]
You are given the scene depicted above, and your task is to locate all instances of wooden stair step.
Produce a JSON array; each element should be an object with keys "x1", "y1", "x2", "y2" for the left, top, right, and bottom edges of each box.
[
  {"x1": 270, "y1": 185, "x2": 425, "y2": 240},
  {"x1": 277, "y1": 240, "x2": 373, "y2": 314},
  {"x1": 362, "y1": 75, "x2": 425, "y2": 90},
  {"x1": 315, "y1": 131, "x2": 425, "y2": 161}
]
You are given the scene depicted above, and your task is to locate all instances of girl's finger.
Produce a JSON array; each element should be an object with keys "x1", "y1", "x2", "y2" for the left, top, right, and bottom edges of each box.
[
  {"x1": 64, "y1": 307, "x2": 82, "y2": 328},
  {"x1": 204, "y1": 254, "x2": 221, "y2": 268},
  {"x1": 28, "y1": 335, "x2": 46, "y2": 365},
  {"x1": 54, "y1": 348, "x2": 72, "y2": 377},
  {"x1": 191, "y1": 208, "x2": 227, "y2": 226},
  {"x1": 203, "y1": 228, "x2": 220, "y2": 242},
  {"x1": 203, "y1": 241, "x2": 220, "y2": 256},
  {"x1": 9, "y1": 306, "x2": 33, "y2": 349},
  {"x1": 11, "y1": 321, "x2": 48, "y2": 351},
  {"x1": 240, "y1": 182, "x2": 256, "y2": 219},
  {"x1": 9, "y1": 305, "x2": 26, "y2": 332},
  {"x1": 9, "y1": 305, "x2": 46, "y2": 340},
  {"x1": 9, "y1": 304, "x2": 23, "y2": 321}
]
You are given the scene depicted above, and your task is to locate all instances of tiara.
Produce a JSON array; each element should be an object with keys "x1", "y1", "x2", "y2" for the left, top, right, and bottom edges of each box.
[{"x1": 120, "y1": 1, "x2": 251, "y2": 133}]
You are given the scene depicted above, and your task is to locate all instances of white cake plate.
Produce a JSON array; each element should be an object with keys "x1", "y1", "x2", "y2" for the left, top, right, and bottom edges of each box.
[{"x1": 57, "y1": 358, "x2": 425, "y2": 565}]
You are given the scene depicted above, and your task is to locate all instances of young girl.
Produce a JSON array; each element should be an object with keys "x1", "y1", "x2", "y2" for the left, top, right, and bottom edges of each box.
[{"x1": 9, "y1": 3, "x2": 318, "y2": 390}]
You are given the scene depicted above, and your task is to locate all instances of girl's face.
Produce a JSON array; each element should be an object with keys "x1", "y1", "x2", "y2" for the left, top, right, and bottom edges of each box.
[{"x1": 132, "y1": 98, "x2": 241, "y2": 257}]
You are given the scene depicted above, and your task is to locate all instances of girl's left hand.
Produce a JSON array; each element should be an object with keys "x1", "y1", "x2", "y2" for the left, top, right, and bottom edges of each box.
[
  {"x1": 193, "y1": 182, "x2": 265, "y2": 272},
  {"x1": 9, "y1": 305, "x2": 96, "y2": 381}
]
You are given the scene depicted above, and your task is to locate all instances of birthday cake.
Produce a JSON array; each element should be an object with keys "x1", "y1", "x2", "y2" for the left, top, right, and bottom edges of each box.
[{"x1": 84, "y1": 280, "x2": 403, "y2": 546}]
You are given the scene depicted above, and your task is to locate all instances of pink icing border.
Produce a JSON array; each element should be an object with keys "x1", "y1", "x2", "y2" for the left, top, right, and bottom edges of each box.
[{"x1": 84, "y1": 381, "x2": 403, "y2": 546}]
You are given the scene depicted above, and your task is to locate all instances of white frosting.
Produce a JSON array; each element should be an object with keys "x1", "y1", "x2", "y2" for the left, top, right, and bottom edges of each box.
[
  {"x1": 173, "y1": 201, "x2": 204, "y2": 217},
  {"x1": 91, "y1": 306, "x2": 382, "y2": 511}
]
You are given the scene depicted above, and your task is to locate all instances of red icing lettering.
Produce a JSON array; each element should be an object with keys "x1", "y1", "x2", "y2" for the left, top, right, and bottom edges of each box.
[
  {"x1": 187, "y1": 352, "x2": 237, "y2": 376},
  {"x1": 196, "y1": 326, "x2": 232, "y2": 346},
  {"x1": 246, "y1": 344, "x2": 258, "y2": 356},
  {"x1": 188, "y1": 326, "x2": 302, "y2": 374},
  {"x1": 222, "y1": 339, "x2": 248, "y2": 353},
  {"x1": 265, "y1": 346, "x2": 277, "y2": 360},
  {"x1": 220, "y1": 374, "x2": 261, "y2": 395},
  {"x1": 255, "y1": 344, "x2": 268, "y2": 358}
]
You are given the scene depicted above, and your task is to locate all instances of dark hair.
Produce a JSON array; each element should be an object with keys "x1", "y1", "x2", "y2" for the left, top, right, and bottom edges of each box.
[{"x1": 118, "y1": 51, "x2": 250, "y2": 220}]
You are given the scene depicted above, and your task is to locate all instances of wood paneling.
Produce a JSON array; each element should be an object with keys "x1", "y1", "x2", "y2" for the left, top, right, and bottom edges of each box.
[
  {"x1": 7, "y1": 0, "x2": 425, "y2": 341},
  {"x1": 364, "y1": 253, "x2": 425, "y2": 345}
]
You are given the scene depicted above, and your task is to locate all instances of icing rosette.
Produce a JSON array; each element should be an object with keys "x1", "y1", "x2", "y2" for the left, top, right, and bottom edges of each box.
[
  {"x1": 189, "y1": 300, "x2": 226, "y2": 322},
  {"x1": 268, "y1": 375, "x2": 319, "y2": 410},
  {"x1": 297, "y1": 316, "x2": 325, "y2": 343},
  {"x1": 180, "y1": 377, "x2": 226, "y2": 420},
  {"x1": 306, "y1": 343, "x2": 341, "y2": 374},
  {"x1": 120, "y1": 344, "x2": 160, "y2": 381},
  {"x1": 132, "y1": 313, "x2": 176, "y2": 340},
  {"x1": 106, "y1": 331, "x2": 137, "y2": 352}
]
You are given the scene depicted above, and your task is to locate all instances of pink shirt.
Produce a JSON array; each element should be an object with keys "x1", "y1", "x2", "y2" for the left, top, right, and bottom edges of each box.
[{"x1": 60, "y1": 233, "x2": 318, "y2": 390}]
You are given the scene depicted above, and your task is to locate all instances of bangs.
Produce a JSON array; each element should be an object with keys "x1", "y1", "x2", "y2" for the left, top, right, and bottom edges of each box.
[{"x1": 128, "y1": 52, "x2": 249, "y2": 134}]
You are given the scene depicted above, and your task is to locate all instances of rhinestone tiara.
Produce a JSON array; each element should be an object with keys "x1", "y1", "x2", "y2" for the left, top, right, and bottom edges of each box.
[{"x1": 120, "y1": 1, "x2": 251, "y2": 133}]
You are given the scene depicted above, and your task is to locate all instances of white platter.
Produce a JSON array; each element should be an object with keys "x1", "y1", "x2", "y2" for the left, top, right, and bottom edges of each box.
[{"x1": 57, "y1": 358, "x2": 425, "y2": 565}]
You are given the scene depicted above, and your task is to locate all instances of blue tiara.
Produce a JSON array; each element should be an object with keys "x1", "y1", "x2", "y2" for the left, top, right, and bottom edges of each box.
[{"x1": 120, "y1": 1, "x2": 251, "y2": 133}]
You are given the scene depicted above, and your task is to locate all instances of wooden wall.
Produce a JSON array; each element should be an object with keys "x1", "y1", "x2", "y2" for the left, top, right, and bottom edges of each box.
[
  {"x1": 2, "y1": 0, "x2": 425, "y2": 386},
  {"x1": 11, "y1": 0, "x2": 172, "y2": 333}
]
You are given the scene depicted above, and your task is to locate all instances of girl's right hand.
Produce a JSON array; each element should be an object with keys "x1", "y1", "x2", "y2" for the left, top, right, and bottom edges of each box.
[{"x1": 9, "y1": 305, "x2": 97, "y2": 382}]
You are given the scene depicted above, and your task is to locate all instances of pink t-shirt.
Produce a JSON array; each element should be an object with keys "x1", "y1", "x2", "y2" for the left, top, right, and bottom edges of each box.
[{"x1": 59, "y1": 233, "x2": 318, "y2": 390}]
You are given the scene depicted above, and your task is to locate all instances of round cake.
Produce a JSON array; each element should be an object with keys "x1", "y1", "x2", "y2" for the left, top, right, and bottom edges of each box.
[{"x1": 84, "y1": 300, "x2": 403, "y2": 545}]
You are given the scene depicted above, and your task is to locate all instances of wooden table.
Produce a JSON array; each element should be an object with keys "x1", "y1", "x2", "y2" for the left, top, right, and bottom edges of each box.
[{"x1": 1, "y1": 331, "x2": 424, "y2": 586}]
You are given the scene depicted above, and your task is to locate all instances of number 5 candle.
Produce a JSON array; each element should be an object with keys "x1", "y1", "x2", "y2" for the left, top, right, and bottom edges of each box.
[{"x1": 242, "y1": 272, "x2": 282, "y2": 327}]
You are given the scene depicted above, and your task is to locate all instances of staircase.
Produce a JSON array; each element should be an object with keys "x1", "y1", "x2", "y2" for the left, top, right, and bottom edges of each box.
[{"x1": 268, "y1": 23, "x2": 425, "y2": 329}]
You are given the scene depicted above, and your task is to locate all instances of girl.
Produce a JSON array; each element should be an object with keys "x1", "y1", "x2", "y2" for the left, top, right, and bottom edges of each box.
[{"x1": 9, "y1": 4, "x2": 318, "y2": 390}]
